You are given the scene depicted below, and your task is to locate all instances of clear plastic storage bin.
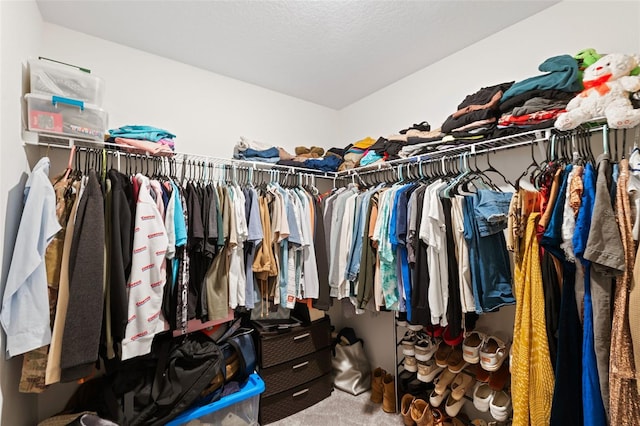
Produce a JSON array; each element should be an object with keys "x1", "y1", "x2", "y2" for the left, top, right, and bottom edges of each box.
[
  {"x1": 29, "y1": 58, "x2": 105, "y2": 106},
  {"x1": 166, "y1": 373, "x2": 265, "y2": 426},
  {"x1": 25, "y1": 93, "x2": 107, "y2": 141}
]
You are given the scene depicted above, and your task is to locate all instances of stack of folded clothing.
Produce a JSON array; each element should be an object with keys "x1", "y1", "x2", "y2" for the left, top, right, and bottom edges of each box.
[
  {"x1": 277, "y1": 146, "x2": 344, "y2": 172},
  {"x1": 108, "y1": 125, "x2": 176, "y2": 156},
  {"x1": 440, "y1": 81, "x2": 514, "y2": 141},
  {"x1": 398, "y1": 128, "x2": 446, "y2": 158},
  {"x1": 337, "y1": 137, "x2": 377, "y2": 170},
  {"x1": 233, "y1": 136, "x2": 280, "y2": 163},
  {"x1": 495, "y1": 54, "x2": 582, "y2": 137}
]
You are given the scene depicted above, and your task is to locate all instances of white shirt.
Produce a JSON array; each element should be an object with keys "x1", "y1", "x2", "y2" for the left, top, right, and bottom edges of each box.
[
  {"x1": 1, "y1": 157, "x2": 61, "y2": 358},
  {"x1": 451, "y1": 196, "x2": 475, "y2": 313},
  {"x1": 296, "y1": 190, "x2": 320, "y2": 299},
  {"x1": 420, "y1": 181, "x2": 449, "y2": 326},
  {"x1": 121, "y1": 174, "x2": 169, "y2": 361},
  {"x1": 228, "y1": 186, "x2": 247, "y2": 309}
]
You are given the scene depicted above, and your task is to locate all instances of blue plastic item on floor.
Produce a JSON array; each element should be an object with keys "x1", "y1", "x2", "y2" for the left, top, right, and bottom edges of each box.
[{"x1": 166, "y1": 373, "x2": 265, "y2": 426}]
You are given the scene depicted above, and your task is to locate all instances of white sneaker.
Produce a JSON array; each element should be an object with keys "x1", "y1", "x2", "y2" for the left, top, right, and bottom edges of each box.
[
  {"x1": 407, "y1": 323, "x2": 424, "y2": 332},
  {"x1": 401, "y1": 331, "x2": 417, "y2": 356},
  {"x1": 472, "y1": 382, "x2": 494, "y2": 412},
  {"x1": 417, "y1": 359, "x2": 444, "y2": 383},
  {"x1": 429, "y1": 387, "x2": 450, "y2": 408},
  {"x1": 479, "y1": 336, "x2": 508, "y2": 372},
  {"x1": 489, "y1": 390, "x2": 512, "y2": 422},
  {"x1": 462, "y1": 330, "x2": 485, "y2": 364},
  {"x1": 404, "y1": 355, "x2": 418, "y2": 373},
  {"x1": 415, "y1": 334, "x2": 438, "y2": 361},
  {"x1": 444, "y1": 392, "x2": 466, "y2": 417}
]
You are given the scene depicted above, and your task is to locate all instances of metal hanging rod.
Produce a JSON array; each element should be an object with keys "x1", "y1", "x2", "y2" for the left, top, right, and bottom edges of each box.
[
  {"x1": 24, "y1": 119, "x2": 612, "y2": 182},
  {"x1": 23, "y1": 130, "x2": 337, "y2": 178},
  {"x1": 338, "y1": 121, "x2": 611, "y2": 180}
]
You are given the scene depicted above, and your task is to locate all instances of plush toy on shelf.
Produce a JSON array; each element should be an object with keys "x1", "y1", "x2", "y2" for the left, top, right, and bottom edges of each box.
[{"x1": 555, "y1": 52, "x2": 640, "y2": 130}]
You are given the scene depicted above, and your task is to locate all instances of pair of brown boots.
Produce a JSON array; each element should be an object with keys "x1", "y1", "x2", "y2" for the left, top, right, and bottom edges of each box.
[{"x1": 370, "y1": 367, "x2": 396, "y2": 413}]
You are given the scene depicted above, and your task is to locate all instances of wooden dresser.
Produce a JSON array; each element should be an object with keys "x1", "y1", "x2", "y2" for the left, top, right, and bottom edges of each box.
[{"x1": 254, "y1": 316, "x2": 333, "y2": 424}]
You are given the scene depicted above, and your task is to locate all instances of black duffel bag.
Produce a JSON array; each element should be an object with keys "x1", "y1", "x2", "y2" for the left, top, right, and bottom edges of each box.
[{"x1": 104, "y1": 331, "x2": 225, "y2": 426}]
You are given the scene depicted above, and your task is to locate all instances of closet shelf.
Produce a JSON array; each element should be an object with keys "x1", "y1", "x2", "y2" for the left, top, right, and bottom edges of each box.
[
  {"x1": 24, "y1": 118, "x2": 612, "y2": 183},
  {"x1": 337, "y1": 119, "x2": 610, "y2": 178},
  {"x1": 23, "y1": 129, "x2": 338, "y2": 179}
]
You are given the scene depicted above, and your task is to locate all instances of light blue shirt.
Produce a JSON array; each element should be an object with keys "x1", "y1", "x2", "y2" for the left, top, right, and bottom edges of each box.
[{"x1": 1, "y1": 157, "x2": 61, "y2": 358}]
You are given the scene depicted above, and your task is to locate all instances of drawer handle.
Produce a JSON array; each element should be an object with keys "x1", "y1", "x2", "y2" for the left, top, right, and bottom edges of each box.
[
  {"x1": 292, "y1": 361, "x2": 309, "y2": 370},
  {"x1": 293, "y1": 332, "x2": 310, "y2": 341},
  {"x1": 292, "y1": 389, "x2": 309, "y2": 398}
]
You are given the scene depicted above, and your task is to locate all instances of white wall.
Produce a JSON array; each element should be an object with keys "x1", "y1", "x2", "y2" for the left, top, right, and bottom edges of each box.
[
  {"x1": 335, "y1": 0, "x2": 640, "y2": 378},
  {"x1": 39, "y1": 23, "x2": 340, "y2": 159},
  {"x1": 338, "y1": 1, "x2": 640, "y2": 143},
  {"x1": 0, "y1": 1, "x2": 44, "y2": 425}
]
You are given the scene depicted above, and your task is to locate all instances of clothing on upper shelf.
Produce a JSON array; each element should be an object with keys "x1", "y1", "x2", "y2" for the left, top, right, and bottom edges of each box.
[
  {"x1": 109, "y1": 125, "x2": 176, "y2": 142},
  {"x1": 501, "y1": 55, "x2": 582, "y2": 102}
]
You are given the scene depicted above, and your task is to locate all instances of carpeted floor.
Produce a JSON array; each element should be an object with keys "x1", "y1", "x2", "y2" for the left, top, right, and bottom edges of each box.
[{"x1": 268, "y1": 388, "x2": 400, "y2": 426}]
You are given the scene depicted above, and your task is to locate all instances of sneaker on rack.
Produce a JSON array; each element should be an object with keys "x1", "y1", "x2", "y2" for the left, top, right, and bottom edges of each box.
[
  {"x1": 435, "y1": 340, "x2": 454, "y2": 368},
  {"x1": 462, "y1": 330, "x2": 485, "y2": 364},
  {"x1": 407, "y1": 322, "x2": 424, "y2": 332},
  {"x1": 429, "y1": 387, "x2": 450, "y2": 408},
  {"x1": 444, "y1": 392, "x2": 466, "y2": 417},
  {"x1": 446, "y1": 345, "x2": 469, "y2": 374},
  {"x1": 415, "y1": 333, "x2": 439, "y2": 362},
  {"x1": 479, "y1": 336, "x2": 508, "y2": 372},
  {"x1": 489, "y1": 390, "x2": 512, "y2": 422},
  {"x1": 450, "y1": 372, "x2": 475, "y2": 401},
  {"x1": 472, "y1": 383, "x2": 494, "y2": 412},
  {"x1": 402, "y1": 331, "x2": 418, "y2": 356},
  {"x1": 417, "y1": 359, "x2": 444, "y2": 383},
  {"x1": 404, "y1": 355, "x2": 418, "y2": 373}
]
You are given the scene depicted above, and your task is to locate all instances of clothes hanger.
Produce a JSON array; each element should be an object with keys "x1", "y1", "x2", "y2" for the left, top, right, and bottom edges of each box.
[
  {"x1": 515, "y1": 138, "x2": 542, "y2": 191},
  {"x1": 480, "y1": 150, "x2": 514, "y2": 190},
  {"x1": 603, "y1": 124, "x2": 610, "y2": 157}
]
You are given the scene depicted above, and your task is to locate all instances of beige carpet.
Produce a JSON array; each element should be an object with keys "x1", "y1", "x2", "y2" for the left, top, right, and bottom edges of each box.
[{"x1": 268, "y1": 388, "x2": 399, "y2": 426}]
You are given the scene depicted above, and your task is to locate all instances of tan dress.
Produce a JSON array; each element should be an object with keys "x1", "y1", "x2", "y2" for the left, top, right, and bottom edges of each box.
[{"x1": 610, "y1": 158, "x2": 640, "y2": 424}]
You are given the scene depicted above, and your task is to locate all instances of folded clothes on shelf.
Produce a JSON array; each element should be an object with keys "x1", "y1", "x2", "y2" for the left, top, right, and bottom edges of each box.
[{"x1": 109, "y1": 124, "x2": 176, "y2": 142}]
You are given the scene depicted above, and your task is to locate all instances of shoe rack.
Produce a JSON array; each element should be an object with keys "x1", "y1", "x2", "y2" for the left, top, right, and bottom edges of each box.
[{"x1": 394, "y1": 315, "x2": 513, "y2": 424}]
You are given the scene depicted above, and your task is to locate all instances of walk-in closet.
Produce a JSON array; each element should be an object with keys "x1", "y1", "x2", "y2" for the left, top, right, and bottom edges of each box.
[{"x1": 2, "y1": 1, "x2": 640, "y2": 425}]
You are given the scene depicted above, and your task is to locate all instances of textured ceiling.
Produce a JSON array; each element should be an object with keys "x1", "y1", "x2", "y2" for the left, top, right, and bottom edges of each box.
[{"x1": 36, "y1": 0, "x2": 558, "y2": 110}]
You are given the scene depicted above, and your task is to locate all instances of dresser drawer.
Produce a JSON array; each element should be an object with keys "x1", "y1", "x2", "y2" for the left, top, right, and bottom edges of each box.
[
  {"x1": 257, "y1": 318, "x2": 331, "y2": 368},
  {"x1": 259, "y1": 373, "x2": 333, "y2": 424},
  {"x1": 259, "y1": 347, "x2": 332, "y2": 398}
]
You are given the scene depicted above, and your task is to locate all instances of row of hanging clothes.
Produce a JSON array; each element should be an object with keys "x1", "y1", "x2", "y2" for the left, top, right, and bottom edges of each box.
[
  {"x1": 506, "y1": 125, "x2": 640, "y2": 426},
  {"x1": 322, "y1": 123, "x2": 640, "y2": 425},
  {"x1": 323, "y1": 140, "x2": 520, "y2": 341},
  {"x1": 1, "y1": 146, "x2": 331, "y2": 395}
]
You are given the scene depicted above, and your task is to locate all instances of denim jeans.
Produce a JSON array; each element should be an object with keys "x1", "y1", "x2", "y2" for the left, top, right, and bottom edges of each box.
[
  {"x1": 473, "y1": 189, "x2": 513, "y2": 237},
  {"x1": 464, "y1": 193, "x2": 515, "y2": 313}
]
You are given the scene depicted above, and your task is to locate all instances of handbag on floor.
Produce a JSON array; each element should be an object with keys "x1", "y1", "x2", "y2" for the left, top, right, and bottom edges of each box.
[{"x1": 331, "y1": 327, "x2": 371, "y2": 395}]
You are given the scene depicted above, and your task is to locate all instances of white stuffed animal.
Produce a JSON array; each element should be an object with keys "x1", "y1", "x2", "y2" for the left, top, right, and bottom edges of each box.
[{"x1": 555, "y1": 53, "x2": 640, "y2": 130}]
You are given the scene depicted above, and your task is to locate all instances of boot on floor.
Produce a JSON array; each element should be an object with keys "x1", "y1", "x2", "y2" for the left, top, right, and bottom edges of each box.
[
  {"x1": 370, "y1": 367, "x2": 386, "y2": 403},
  {"x1": 382, "y1": 373, "x2": 396, "y2": 413}
]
